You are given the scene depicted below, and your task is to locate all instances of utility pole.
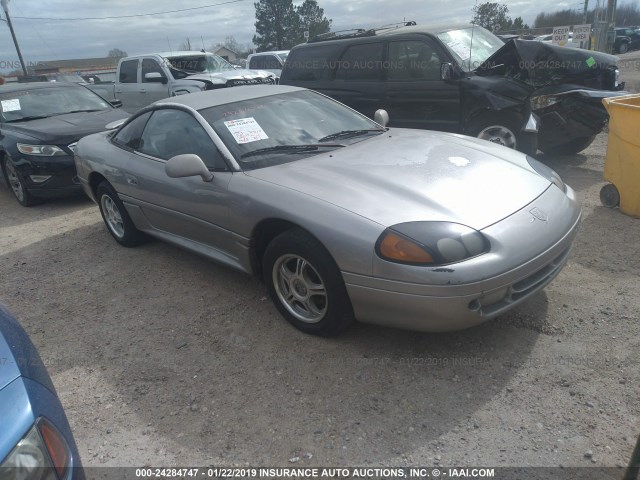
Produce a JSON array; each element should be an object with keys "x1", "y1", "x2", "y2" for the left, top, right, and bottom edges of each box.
[
  {"x1": 1, "y1": 0, "x2": 27, "y2": 76},
  {"x1": 583, "y1": 0, "x2": 589, "y2": 24}
]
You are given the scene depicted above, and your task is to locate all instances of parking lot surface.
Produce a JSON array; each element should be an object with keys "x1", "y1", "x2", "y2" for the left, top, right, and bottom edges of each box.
[{"x1": 1, "y1": 67, "x2": 639, "y2": 468}]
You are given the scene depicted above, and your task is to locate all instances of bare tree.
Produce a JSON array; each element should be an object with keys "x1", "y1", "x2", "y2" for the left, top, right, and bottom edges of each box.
[{"x1": 107, "y1": 48, "x2": 128, "y2": 59}]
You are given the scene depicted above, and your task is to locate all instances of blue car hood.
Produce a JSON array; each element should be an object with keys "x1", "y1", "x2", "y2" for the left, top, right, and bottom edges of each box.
[{"x1": 0, "y1": 305, "x2": 56, "y2": 395}]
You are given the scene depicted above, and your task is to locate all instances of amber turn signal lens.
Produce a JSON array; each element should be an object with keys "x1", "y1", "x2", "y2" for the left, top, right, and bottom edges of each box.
[
  {"x1": 379, "y1": 232, "x2": 434, "y2": 264},
  {"x1": 39, "y1": 418, "x2": 70, "y2": 478}
]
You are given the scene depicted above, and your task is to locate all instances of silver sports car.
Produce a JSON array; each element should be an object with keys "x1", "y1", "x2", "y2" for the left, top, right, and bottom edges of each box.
[{"x1": 74, "y1": 85, "x2": 581, "y2": 336}]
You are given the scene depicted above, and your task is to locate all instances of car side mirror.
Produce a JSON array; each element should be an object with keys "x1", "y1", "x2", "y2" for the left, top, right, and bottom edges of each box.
[
  {"x1": 165, "y1": 154, "x2": 214, "y2": 182},
  {"x1": 145, "y1": 72, "x2": 168, "y2": 84},
  {"x1": 110, "y1": 99, "x2": 123, "y2": 108},
  {"x1": 374, "y1": 109, "x2": 389, "y2": 128},
  {"x1": 441, "y1": 63, "x2": 454, "y2": 80}
]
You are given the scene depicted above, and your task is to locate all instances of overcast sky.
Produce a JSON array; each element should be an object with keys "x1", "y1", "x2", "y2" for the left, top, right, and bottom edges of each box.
[{"x1": 0, "y1": 0, "x2": 579, "y2": 72}]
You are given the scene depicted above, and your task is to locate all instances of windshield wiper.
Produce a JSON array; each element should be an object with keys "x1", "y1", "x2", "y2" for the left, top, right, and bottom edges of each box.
[
  {"x1": 318, "y1": 129, "x2": 384, "y2": 143},
  {"x1": 240, "y1": 143, "x2": 345, "y2": 159},
  {"x1": 4, "y1": 115, "x2": 54, "y2": 123},
  {"x1": 66, "y1": 109, "x2": 105, "y2": 113}
]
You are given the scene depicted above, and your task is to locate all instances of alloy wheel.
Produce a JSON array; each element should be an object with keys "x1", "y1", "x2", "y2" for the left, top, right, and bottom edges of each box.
[{"x1": 272, "y1": 254, "x2": 328, "y2": 323}]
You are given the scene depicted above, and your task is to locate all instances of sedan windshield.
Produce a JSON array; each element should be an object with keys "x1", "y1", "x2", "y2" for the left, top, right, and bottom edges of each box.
[
  {"x1": 0, "y1": 86, "x2": 112, "y2": 123},
  {"x1": 198, "y1": 90, "x2": 384, "y2": 170},
  {"x1": 164, "y1": 53, "x2": 235, "y2": 79},
  {"x1": 437, "y1": 26, "x2": 505, "y2": 71}
]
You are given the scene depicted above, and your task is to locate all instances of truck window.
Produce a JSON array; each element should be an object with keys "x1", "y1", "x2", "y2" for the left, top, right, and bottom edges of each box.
[
  {"x1": 282, "y1": 45, "x2": 340, "y2": 82},
  {"x1": 335, "y1": 43, "x2": 383, "y2": 81},
  {"x1": 119, "y1": 59, "x2": 139, "y2": 83},
  {"x1": 387, "y1": 40, "x2": 443, "y2": 81},
  {"x1": 249, "y1": 56, "x2": 265, "y2": 69},
  {"x1": 142, "y1": 59, "x2": 166, "y2": 83},
  {"x1": 264, "y1": 55, "x2": 281, "y2": 69}
]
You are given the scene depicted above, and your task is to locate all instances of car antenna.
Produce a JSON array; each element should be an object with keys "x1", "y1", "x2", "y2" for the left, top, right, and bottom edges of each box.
[
  {"x1": 469, "y1": 0, "x2": 477, "y2": 71},
  {"x1": 166, "y1": 37, "x2": 173, "y2": 54}
]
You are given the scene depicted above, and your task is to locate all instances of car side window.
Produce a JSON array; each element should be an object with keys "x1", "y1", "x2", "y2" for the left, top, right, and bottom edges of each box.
[
  {"x1": 387, "y1": 40, "x2": 443, "y2": 81},
  {"x1": 138, "y1": 109, "x2": 227, "y2": 170},
  {"x1": 112, "y1": 112, "x2": 152, "y2": 150},
  {"x1": 141, "y1": 59, "x2": 166, "y2": 83},
  {"x1": 335, "y1": 43, "x2": 383, "y2": 81},
  {"x1": 249, "y1": 56, "x2": 264, "y2": 69},
  {"x1": 282, "y1": 45, "x2": 340, "y2": 81},
  {"x1": 264, "y1": 55, "x2": 281, "y2": 69},
  {"x1": 119, "y1": 59, "x2": 138, "y2": 83}
]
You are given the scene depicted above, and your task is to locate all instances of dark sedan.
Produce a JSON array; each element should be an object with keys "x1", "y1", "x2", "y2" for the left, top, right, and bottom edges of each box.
[
  {"x1": 0, "y1": 305, "x2": 84, "y2": 478},
  {"x1": 0, "y1": 82, "x2": 128, "y2": 206}
]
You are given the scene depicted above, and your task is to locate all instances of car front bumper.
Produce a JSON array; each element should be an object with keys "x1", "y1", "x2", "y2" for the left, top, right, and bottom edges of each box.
[
  {"x1": 343, "y1": 185, "x2": 581, "y2": 332},
  {"x1": 11, "y1": 154, "x2": 83, "y2": 199}
]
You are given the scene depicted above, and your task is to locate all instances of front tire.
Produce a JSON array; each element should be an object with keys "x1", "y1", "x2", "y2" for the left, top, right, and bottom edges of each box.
[
  {"x1": 263, "y1": 228, "x2": 354, "y2": 336},
  {"x1": 618, "y1": 42, "x2": 629, "y2": 54},
  {"x1": 538, "y1": 135, "x2": 596, "y2": 155},
  {"x1": 1, "y1": 158, "x2": 42, "y2": 207},
  {"x1": 467, "y1": 113, "x2": 538, "y2": 155},
  {"x1": 96, "y1": 181, "x2": 147, "y2": 247}
]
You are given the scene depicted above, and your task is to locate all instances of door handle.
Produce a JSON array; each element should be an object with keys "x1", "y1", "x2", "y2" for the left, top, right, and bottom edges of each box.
[{"x1": 126, "y1": 175, "x2": 138, "y2": 186}]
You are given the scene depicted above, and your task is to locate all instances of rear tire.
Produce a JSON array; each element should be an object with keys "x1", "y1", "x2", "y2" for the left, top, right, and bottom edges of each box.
[
  {"x1": 96, "y1": 181, "x2": 147, "y2": 247},
  {"x1": 1, "y1": 158, "x2": 42, "y2": 207},
  {"x1": 618, "y1": 42, "x2": 629, "y2": 54},
  {"x1": 467, "y1": 113, "x2": 538, "y2": 155},
  {"x1": 263, "y1": 228, "x2": 354, "y2": 336},
  {"x1": 539, "y1": 135, "x2": 596, "y2": 155}
]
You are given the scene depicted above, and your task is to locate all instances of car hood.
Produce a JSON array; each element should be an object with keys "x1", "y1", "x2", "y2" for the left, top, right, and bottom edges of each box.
[
  {"x1": 477, "y1": 39, "x2": 619, "y2": 89},
  {"x1": 1, "y1": 109, "x2": 129, "y2": 145},
  {"x1": 0, "y1": 305, "x2": 55, "y2": 395},
  {"x1": 245, "y1": 129, "x2": 551, "y2": 230},
  {"x1": 186, "y1": 69, "x2": 274, "y2": 85}
]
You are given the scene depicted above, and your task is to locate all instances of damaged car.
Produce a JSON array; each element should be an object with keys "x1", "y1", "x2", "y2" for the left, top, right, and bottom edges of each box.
[
  {"x1": 280, "y1": 23, "x2": 626, "y2": 155},
  {"x1": 88, "y1": 51, "x2": 277, "y2": 112}
]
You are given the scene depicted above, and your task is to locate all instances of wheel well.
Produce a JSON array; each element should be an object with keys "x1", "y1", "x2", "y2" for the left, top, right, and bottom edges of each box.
[
  {"x1": 250, "y1": 218, "x2": 300, "y2": 275},
  {"x1": 88, "y1": 172, "x2": 108, "y2": 198},
  {"x1": 464, "y1": 109, "x2": 523, "y2": 135}
]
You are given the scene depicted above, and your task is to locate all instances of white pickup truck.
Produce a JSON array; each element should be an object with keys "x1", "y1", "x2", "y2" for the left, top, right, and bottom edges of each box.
[{"x1": 89, "y1": 51, "x2": 276, "y2": 112}]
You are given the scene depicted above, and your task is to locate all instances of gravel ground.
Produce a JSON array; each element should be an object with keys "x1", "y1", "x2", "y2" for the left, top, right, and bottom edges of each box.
[{"x1": 0, "y1": 62, "x2": 639, "y2": 473}]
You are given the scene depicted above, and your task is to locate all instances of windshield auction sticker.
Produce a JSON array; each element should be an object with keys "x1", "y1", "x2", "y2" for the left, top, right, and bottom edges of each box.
[
  {"x1": 224, "y1": 117, "x2": 269, "y2": 144},
  {"x1": 1, "y1": 99, "x2": 21, "y2": 112}
]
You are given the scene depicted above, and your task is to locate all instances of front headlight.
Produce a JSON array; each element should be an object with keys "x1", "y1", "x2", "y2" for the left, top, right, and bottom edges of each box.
[
  {"x1": 17, "y1": 144, "x2": 66, "y2": 156},
  {"x1": 376, "y1": 222, "x2": 489, "y2": 266},
  {"x1": 0, "y1": 417, "x2": 71, "y2": 480},
  {"x1": 527, "y1": 156, "x2": 566, "y2": 192},
  {"x1": 530, "y1": 94, "x2": 560, "y2": 111}
]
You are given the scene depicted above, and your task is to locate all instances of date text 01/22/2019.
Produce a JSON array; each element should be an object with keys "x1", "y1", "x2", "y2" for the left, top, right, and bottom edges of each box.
[{"x1": 134, "y1": 467, "x2": 496, "y2": 478}]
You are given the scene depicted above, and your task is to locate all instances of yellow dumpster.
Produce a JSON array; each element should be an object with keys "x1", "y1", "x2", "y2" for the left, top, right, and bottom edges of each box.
[{"x1": 601, "y1": 94, "x2": 640, "y2": 218}]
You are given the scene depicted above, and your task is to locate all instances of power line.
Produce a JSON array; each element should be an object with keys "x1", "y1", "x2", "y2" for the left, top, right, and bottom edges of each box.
[{"x1": 12, "y1": 0, "x2": 246, "y2": 21}]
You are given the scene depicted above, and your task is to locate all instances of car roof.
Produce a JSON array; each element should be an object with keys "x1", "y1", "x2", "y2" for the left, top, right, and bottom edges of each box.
[
  {"x1": 249, "y1": 50, "x2": 289, "y2": 56},
  {"x1": 306, "y1": 23, "x2": 479, "y2": 44},
  {"x1": 155, "y1": 85, "x2": 306, "y2": 110},
  {"x1": 126, "y1": 51, "x2": 218, "y2": 59},
  {"x1": 0, "y1": 82, "x2": 80, "y2": 93}
]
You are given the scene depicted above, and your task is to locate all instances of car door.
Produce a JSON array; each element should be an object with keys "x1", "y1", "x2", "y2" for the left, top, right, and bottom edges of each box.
[
  {"x1": 140, "y1": 58, "x2": 170, "y2": 104},
  {"x1": 113, "y1": 107, "x2": 235, "y2": 255},
  {"x1": 383, "y1": 38, "x2": 462, "y2": 132},
  {"x1": 115, "y1": 58, "x2": 143, "y2": 112},
  {"x1": 328, "y1": 42, "x2": 385, "y2": 119}
]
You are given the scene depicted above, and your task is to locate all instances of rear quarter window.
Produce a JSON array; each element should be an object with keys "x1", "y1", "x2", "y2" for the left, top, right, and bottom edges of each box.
[{"x1": 281, "y1": 45, "x2": 341, "y2": 82}]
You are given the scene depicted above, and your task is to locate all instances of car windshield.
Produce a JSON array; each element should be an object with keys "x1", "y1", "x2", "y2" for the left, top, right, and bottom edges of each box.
[
  {"x1": 437, "y1": 26, "x2": 505, "y2": 71},
  {"x1": 164, "y1": 53, "x2": 235, "y2": 79},
  {"x1": 198, "y1": 90, "x2": 384, "y2": 170},
  {"x1": 0, "y1": 86, "x2": 112, "y2": 123}
]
